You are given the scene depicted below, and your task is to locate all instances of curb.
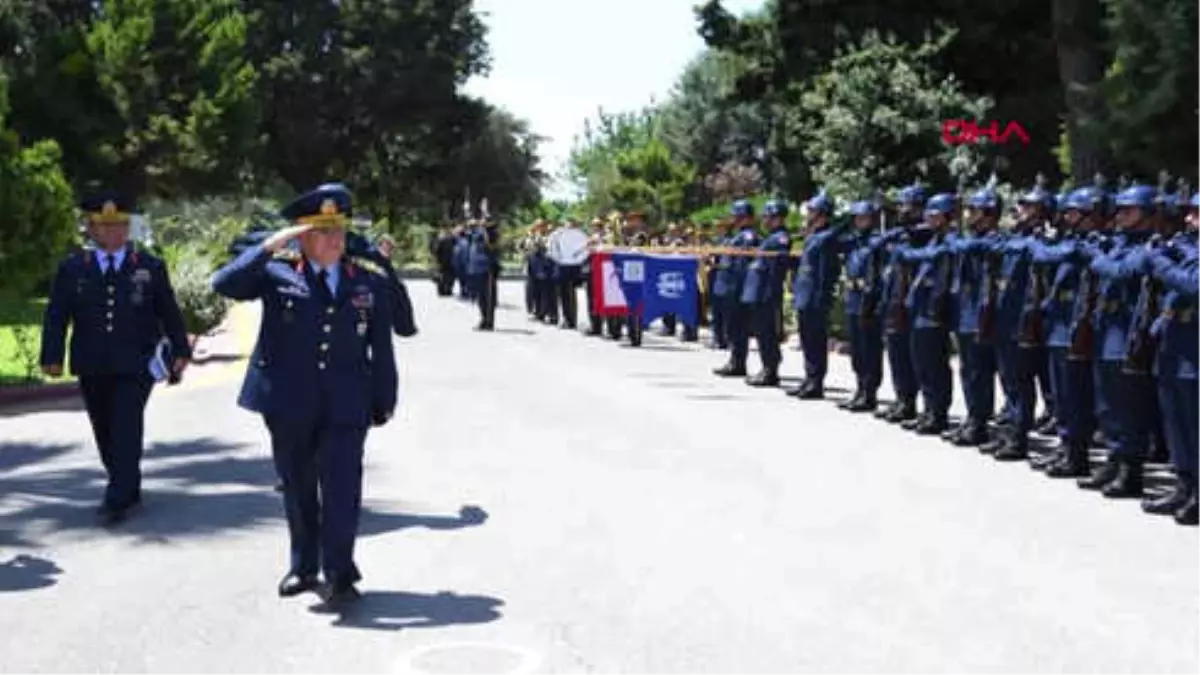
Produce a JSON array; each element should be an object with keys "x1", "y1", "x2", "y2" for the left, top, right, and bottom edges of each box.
[{"x1": 0, "y1": 380, "x2": 80, "y2": 409}]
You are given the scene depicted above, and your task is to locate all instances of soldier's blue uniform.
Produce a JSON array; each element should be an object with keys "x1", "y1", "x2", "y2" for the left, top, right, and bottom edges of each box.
[
  {"x1": 467, "y1": 220, "x2": 501, "y2": 330},
  {"x1": 877, "y1": 184, "x2": 925, "y2": 422},
  {"x1": 40, "y1": 193, "x2": 192, "y2": 523},
  {"x1": 452, "y1": 229, "x2": 472, "y2": 299},
  {"x1": 741, "y1": 200, "x2": 793, "y2": 386},
  {"x1": 713, "y1": 201, "x2": 760, "y2": 376},
  {"x1": 347, "y1": 231, "x2": 417, "y2": 337},
  {"x1": 707, "y1": 226, "x2": 733, "y2": 349},
  {"x1": 789, "y1": 192, "x2": 843, "y2": 399},
  {"x1": 1143, "y1": 204, "x2": 1198, "y2": 524},
  {"x1": 211, "y1": 183, "x2": 398, "y2": 601},
  {"x1": 1031, "y1": 187, "x2": 1103, "y2": 477},
  {"x1": 1077, "y1": 185, "x2": 1160, "y2": 498},
  {"x1": 945, "y1": 189, "x2": 1004, "y2": 445},
  {"x1": 839, "y1": 201, "x2": 887, "y2": 411},
  {"x1": 895, "y1": 193, "x2": 956, "y2": 433}
]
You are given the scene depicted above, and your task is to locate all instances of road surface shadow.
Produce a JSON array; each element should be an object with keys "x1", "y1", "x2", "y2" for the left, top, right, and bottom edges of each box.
[
  {"x1": 490, "y1": 328, "x2": 536, "y2": 336},
  {"x1": 358, "y1": 504, "x2": 488, "y2": 538},
  {"x1": 0, "y1": 554, "x2": 62, "y2": 593},
  {"x1": 0, "y1": 394, "x2": 86, "y2": 418},
  {"x1": 311, "y1": 590, "x2": 505, "y2": 631}
]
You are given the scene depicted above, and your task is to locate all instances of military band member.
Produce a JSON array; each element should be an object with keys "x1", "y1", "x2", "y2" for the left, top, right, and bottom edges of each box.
[
  {"x1": 741, "y1": 200, "x2": 793, "y2": 386},
  {"x1": 876, "y1": 184, "x2": 924, "y2": 423},
  {"x1": 788, "y1": 191, "x2": 843, "y2": 399},
  {"x1": 552, "y1": 218, "x2": 586, "y2": 329},
  {"x1": 210, "y1": 183, "x2": 398, "y2": 604},
  {"x1": 713, "y1": 201, "x2": 760, "y2": 376},
  {"x1": 838, "y1": 200, "x2": 888, "y2": 412},
  {"x1": 467, "y1": 216, "x2": 501, "y2": 330},
  {"x1": 40, "y1": 192, "x2": 192, "y2": 525},
  {"x1": 520, "y1": 221, "x2": 540, "y2": 317}
]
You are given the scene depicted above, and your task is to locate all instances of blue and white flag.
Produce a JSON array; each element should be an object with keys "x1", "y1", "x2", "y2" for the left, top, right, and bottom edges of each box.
[{"x1": 642, "y1": 254, "x2": 699, "y2": 327}]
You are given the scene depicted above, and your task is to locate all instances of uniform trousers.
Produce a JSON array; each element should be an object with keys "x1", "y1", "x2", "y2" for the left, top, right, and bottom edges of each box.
[
  {"x1": 1094, "y1": 361, "x2": 1154, "y2": 460},
  {"x1": 956, "y1": 332, "x2": 996, "y2": 422},
  {"x1": 911, "y1": 327, "x2": 952, "y2": 415},
  {"x1": 847, "y1": 314, "x2": 883, "y2": 395},
  {"x1": 886, "y1": 331, "x2": 919, "y2": 402},
  {"x1": 797, "y1": 310, "x2": 829, "y2": 384},
  {"x1": 725, "y1": 300, "x2": 751, "y2": 366},
  {"x1": 750, "y1": 301, "x2": 782, "y2": 370},
  {"x1": 1158, "y1": 375, "x2": 1199, "y2": 484},
  {"x1": 996, "y1": 340, "x2": 1037, "y2": 433},
  {"x1": 266, "y1": 414, "x2": 367, "y2": 585},
  {"x1": 1047, "y1": 348, "x2": 1096, "y2": 445},
  {"x1": 79, "y1": 373, "x2": 154, "y2": 509}
]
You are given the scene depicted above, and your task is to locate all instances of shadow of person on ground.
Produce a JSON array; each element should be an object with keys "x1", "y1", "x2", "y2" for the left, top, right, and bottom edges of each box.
[
  {"x1": 0, "y1": 554, "x2": 62, "y2": 593},
  {"x1": 0, "y1": 393, "x2": 86, "y2": 418},
  {"x1": 310, "y1": 589, "x2": 505, "y2": 631},
  {"x1": 358, "y1": 504, "x2": 488, "y2": 538}
]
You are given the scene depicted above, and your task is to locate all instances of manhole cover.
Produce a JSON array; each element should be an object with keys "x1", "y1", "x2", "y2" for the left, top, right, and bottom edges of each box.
[{"x1": 395, "y1": 643, "x2": 541, "y2": 674}]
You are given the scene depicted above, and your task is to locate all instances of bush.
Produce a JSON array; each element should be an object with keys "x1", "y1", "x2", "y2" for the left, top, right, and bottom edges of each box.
[{"x1": 168, "y1": 245, "x2": 230, "y2": 336}]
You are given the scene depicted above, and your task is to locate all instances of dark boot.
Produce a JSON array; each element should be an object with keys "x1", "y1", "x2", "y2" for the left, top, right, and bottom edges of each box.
[
  {"x1": 1030, "y1": 444, "x2": 1065, "y2": 471},
  {"x1": 1046, "y1": 442, "x2": 1091, "y2": 478},
  {"x1": 1174, "y1": 492, "x2": 1198, "y2": 526},
  {"x1": 795, "y1": 380, "x2": 824, "y2": 400},
  {"x1": 875, "y1": 401, "x2": 900, "y2": 420},
  {"x1": 713, "y1": 361, "x2": 747, "y2": 377},
  {"x1": 1078, "y1": 455, "x2": 1121, "y2": 491},
  {"x1": 993, "y1": 434, "x2": 1029, "y2": 461},
  {"x1": 941, "y1": 420, "x2": 970, "y2": 442},
  {"x1": 952, "y1": 420, "x2": 990, "y2": 447},
  {"x1": 916, "y1": 414, "x2": 949, "y2": 436},
  {"x1": 1101, "y1": 458, "x2": 1144, "y2": 499},
  {"x1": 838, "y1": 389, "x2": 865, "y2": 410},
  {"x1": 901, "y1": 412, "x2": 929, "y2": 431},
  {"x1": 1034, "y1": 412, "x2": 1056, "y2": 435},
  {"x1": 847, "y1": 393, "x2": 878, "y2": 413},
  {"x1": 979, "y1": 427, "x2": 1010, "y2": 455},
  {"x1": 784, "y1": 379, "x2": 809, "y2": 396},
  {"x1": 1142, "y1": 478, "x2": 1192, "y2": 515},
  {"x1": 888, "y1": 400, "x2": 918, "y2": 423},
  {"x1": 746, "y1": 369, "x2": 780, "y2": 387}
]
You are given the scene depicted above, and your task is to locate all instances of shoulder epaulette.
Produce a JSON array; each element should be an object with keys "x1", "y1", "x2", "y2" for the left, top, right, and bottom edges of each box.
[
  {"x1": 273, "y1": 248, "x2": 301, "y2": 261},
  {"x1": 349, "y1": 256, "x2": 386, "y2": 277}
]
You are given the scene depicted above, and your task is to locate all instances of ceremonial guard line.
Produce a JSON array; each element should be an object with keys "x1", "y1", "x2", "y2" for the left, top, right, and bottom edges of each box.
[{"x1": 452, "y1": 175, "x2": 1198, "y2": 527}]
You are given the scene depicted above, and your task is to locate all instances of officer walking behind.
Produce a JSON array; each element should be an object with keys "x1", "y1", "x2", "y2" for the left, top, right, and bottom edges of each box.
[
  {"x1": 876, "y1": 184, "x2": 924, "y2": 423},
  {"x1": 431, "y1": 226, "x2": 457, "y2": 296},
  {"x1": 452, "y1": 225, "x2": 472, "y2": 300},
  {"x1": 788, "y1": 191, "x2": 843, "y2": 400},
  {"x1": 838, "y1": 200, "x2": 889, "y2": 412},
  {"x1": 1077, "y1": 184, "x2": 1160, "y2": 498},
  {"x1": 551, "y1": 218, "x2": 586, "y2": 329},
  {"x1": 210, "y1": 183, "x2": 398, "y2": 604},
  {"x1": 40, "y1": 193, "x2": 191, "y2": 525},
  {"x1": 741, "y1": 200, "x2": 793, "y2": 386},
  {"x1": 894, "y1": 193, "x2": 956, "y2": 434},
  {"x1": 712, "y1": 201, "x2": 760, "y2": 377},
  {"x1": 466, "y1": 217, "x2": 501, "y2": 331},
  {"x1": 943, "y1": 189, "x2": 1003, "y2": 446},
  {"x1": 1140, "y1": 192, "x2": 1198, "y2": 525}
]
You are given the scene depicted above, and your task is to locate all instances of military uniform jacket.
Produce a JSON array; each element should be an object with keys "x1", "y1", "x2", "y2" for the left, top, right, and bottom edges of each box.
[
  {"x1": 843, "y1": 231, "x2": 886, "y2": 316},
  {"x1": 742, "y1": 227, "x2": 792, "y2": 304},
  {"x1": 713, "y1": 228, "x2": 759, "y2": 298},
  {"x1": 950, "y1": 231, "x2": 1003, "y2": 334},
  {"x1": 466, "y1": 226, "x2": 499, "y2": 276},
  {"x1": 1088, "y1": 232, "x2": 1153, "y2": 362},
  {"x1": 989, "y1": 233, "x2": 1037, "y2": 341},
  {"x1": 211, "y1": 245, "x2": 399, "y2": 428},
  {"x1": 898, "y1": 231, "x2": 952, "y2": 329},
  {"x1": 1032, "y1": 235, "x2": 1089, "y2": 349},
  {"x1": 41, "y1": 244, "x2": 191, "y2": 376},
  {"x1": 792, "y1": 225, "x2": 843, "y2": 313},
  {"x1": 1149, "y1": 237, "x2": 1199, "y2": 379}
]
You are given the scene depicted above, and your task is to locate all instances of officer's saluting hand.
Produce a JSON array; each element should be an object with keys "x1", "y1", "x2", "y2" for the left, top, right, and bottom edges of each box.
[
  {"x1": 40, "y1": 192, "x2": 192, "y2": 525},
  {"x1": 210, "y1": 183, "x2": 399, "y2": 606}
]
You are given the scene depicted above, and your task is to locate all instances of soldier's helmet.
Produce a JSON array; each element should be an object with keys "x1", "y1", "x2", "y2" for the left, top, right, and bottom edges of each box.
[
  {"x1": 897, "y1": 183, "x2": 926, "y2": 207},
  {"x1": 921, "y1": 193, "x2": 958, "y2": 226},
  {"x1": 730, "y1": 199, "x2": 755, "y2": 218},
  {"x1": 1063, "y1": 186, "x2": 1104, "y2": 214},
  {"x1": 967, "y1": 188, "x2": 1000, "y2": 212},
  {"x1": 849, "y1": 200, "x2": 878, "y2": 216},
  {"x1": 763, "y1": 199, "x2": 789, "y2": 218},
  {"x1": 1113, "y1": 185, "x2": 1158, "y2": 212},
  {"x1": 804, "y1": 191, "x2": 833, "y2": 215}
]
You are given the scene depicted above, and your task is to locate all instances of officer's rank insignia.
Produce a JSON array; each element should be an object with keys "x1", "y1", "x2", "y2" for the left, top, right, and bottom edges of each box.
[
  {"x1": 349, "y1": 256, "x2": 385, "y2": 277},
  {"x1": 133, "y1": 268, "x2": 151, "y2": 284},
  {"x1": 351, "y1": 286, "x2": 373, "y2": 309}
]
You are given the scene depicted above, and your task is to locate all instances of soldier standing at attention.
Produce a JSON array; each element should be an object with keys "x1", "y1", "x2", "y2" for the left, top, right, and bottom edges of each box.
[
  {"x1": 211, "y1": 183, "x2": 398, "y2": 605},
  {"x1": 876, "y1": 184, "x2": 924, "y2": 423},
  {"x1": 741, "y1": 200, "x2": 793, "y2": 386},
  {"x1": 40, "y1": 192, "x2": 192, "y2": 525},
  {"x1": 788, "y1": 191, "x2": 843, "y2": 400},
  {"x1": 839, "y1": 200, "x2": 889, "y2": 412},
  {"x1": 467, "y1": 216, "x2": 502, "y2": 331},
  {"x1": 712, "y1": 201, "x2": 760, "y2": 377},
  {"x1": 706, "y1": 219, "x2": 733, "y2": 349}
]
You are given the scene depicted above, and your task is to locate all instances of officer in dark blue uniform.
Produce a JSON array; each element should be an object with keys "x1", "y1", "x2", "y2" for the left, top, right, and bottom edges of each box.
[
  {"x1": 40, "y1": 192, "x2": 192, "y2": 525},
  {"x1": 839, "y1": 200, "x2": 888, "y2": 412},
  {"x1": 944, "y1": 188, "x2": 1004, "y2": 446},
  {"x1": 1077, "y1": 184, "x2": 1160, "y2": 498},
  {"x1": 741, "y1": 200, "x2": 793, "y2": 386},
  {"x1": 713, "y1": 201, "x2": 760, "y2": 376},
  {"x1": 788, "y1": 191, "x2": 843, "y2": 399},
  {"x1": 894, "y1": 193, "x2": 956, "y2": 434},
  {"x1": 1141, "y1": 193, "x2": 1198, "y2": 524},
  {"x1": 211, "y1": 183, "x2": 399, "y2": 604},
  {"x1": 1031, "y1": 186, "x2": 1105, "y2": 477},
  {"x1": 347, "y1": 230, "x2": 418, "y2": 338},
  {"x1": 706, "y1": 219, "x2": 734, "y2": 349},
  {"x1": 877, "y1": 184, "x2": 925, "y2": 423},
  {"x1": 452, "y1": 225, "x2": 472, "y2": 300},
  {"x1": 466, "y1": 217, "x2": 501, "y2": 330}
]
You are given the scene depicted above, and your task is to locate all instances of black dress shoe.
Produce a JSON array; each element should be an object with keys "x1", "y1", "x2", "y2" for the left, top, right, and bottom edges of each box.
[
  {"x1": 901, "y1": 413, "x2": 927, "y2": 431},
  {"x1": 1174, "y1": 493, "x2": 1198, "y2": 526},
  {"x1": 278, "y1": 573, "x2": 320, "y2": 598},
  {"x1": 993, "y1": 437, "x2": 1029, "y2": 461},
  {"x1": 1101, "y1": 460, "x2": 1143, "y2": 499},
  {"x1": 1046, "y1": 444, "x2": 1090, "y2": 478},
  {"x1": 320, "y1": 581, "x2": 362, "y2": 605},
  {"x1": 838, "y1": 391, "x2": 864, "y2": 410},
  {"x1": 953, "y1": 422, "x2": 990, "y2": 447},
  {"x1": 1142, "y1": 479, "x2": 1192, "y2": 515},
  {"x1": 874, "y1": 401, "x2": 898, "y2": 419},
  {"x1": 847, "y1": 396, "x2": 877, "y2": 413},
  {"x1": 795, "y1": 385, "x2": 824, "y2": 400},
  {"x1": 1035, "y1": 415, "x2": 1058, "y2": 436},
  {"x1": 915, "y1": 415, "x2": 949, "y2": 435},
  {"x1": 889, "y1": 401, "x2": 918, "y2": 423},
  {"x1": 1079, "y1": 456, "x2": 1121, "y2": 491},
  {"x1": 713, "y1": 362, "x2": 747, "y2": 377},
  {"x1": 745, "y1": 370, "x2": 780, "y2": 387}
]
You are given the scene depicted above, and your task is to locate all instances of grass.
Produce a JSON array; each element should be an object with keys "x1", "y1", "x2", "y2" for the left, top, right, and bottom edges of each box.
[{"x1": 0, "y1": 296, "x2": 66, "y2": 386}]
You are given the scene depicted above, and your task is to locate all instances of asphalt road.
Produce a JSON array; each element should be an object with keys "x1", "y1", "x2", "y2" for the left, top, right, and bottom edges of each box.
[{"x1": 1, "y1": 280, "x2": 1196, "y2": 673}]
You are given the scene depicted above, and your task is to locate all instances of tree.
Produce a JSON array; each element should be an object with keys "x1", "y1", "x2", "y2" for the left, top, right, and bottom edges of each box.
[{"x1": 609, "y1": 138, "x2": 696, "y2": 223}]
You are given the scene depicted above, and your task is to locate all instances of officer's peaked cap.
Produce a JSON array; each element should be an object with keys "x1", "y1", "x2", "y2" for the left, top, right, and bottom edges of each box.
[
  {"x1": 280, "y1": 183, "x2": 353, "y2": 227},
  {"x1": 81, "y1": 191, "x2": 137, "y2": 222}
]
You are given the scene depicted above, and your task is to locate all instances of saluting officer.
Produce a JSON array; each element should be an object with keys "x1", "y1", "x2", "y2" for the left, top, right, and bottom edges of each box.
[
  {"x1": 839, "y1": 200, "x2": 888, "y2": 412},
  {"x1": 712, "y1": 201, "x2": 760, "y2": 377},
  {"x1": 741, "y1": 200, "x2": 793, "y2": 386},
  {"x1": 211, "y1": 183, "x2": 398, "y2": 605},
  {"x1": 788, "y1": 191, "x2": 843, "y2": 399},
  {"x1": 877, "y1": 184, "x2": 924, "y2": 423},
  {"x1": 40, "y1": 193, "x2": 191, "y2": 525}
]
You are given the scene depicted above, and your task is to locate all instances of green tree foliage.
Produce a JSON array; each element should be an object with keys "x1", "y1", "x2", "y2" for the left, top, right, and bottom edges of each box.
[
  {"x1": 608, "y1": 138, "x2": 696, "y2": 223},
  {"x1": 0, "y1": 74, "x2": 77, "y2": 296}
]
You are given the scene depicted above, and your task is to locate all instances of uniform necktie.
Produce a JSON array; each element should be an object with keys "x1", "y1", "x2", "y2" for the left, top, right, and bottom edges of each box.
[
  {"x1": 104, "y1": 254, "x2": 117, "y2": 281},
  {"x1": 316, "y1": 268, "x2": 334, "y2": 304}
]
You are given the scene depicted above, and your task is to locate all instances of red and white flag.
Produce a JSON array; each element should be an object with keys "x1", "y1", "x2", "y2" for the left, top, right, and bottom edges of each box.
[{"x1": 591, "y1": 251, "x2": 628, "y2": 317}]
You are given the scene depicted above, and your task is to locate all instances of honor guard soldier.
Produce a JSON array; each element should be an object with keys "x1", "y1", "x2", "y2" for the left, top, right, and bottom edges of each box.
[
  {"x1": 467, "y1": 216, "x2": 502, "y2": 330},
  {"x1": 788, "y1": 191, "x2": 843, "y2": 399},
  {"x1": 40, "y1": 192, "x2": 192, "y2": 525},
  {"x1": 1140, "y1": 192, "x2": 1198, "y2": 524},
  {"x1": 839, "y1": 200, "x2": 888, "y2": 412},
  {"x1": 452, "y1": 225, "x2": 472, "y2": 300},
  {"x1": 877, "y1": 183, "x2": 924, "y2": 423},
  {"x1": 623, "y1": 212, "x2": 650, "y2": 346},
  {"x1": 943, "y1": 188, "x2": 1003, "y2": 446},
  {"x1": 712, "y1": 201, "x2": 761, "y2": 377},
  {"x1": 741, "y1": 200, "x2": 793, "y2": 386},
  {"x1": 1077, "y1": 184, "x2": 1160, "y2": 498},
  {"x1": 893, "y1": 193, "x2": 956, "y2": 434},
  {"x1": 707, "y1": 219, "x2": 734, "y2": 349},
  {"x1": 679, "y1": 221, "x2": 701, "y2": 343},
  {"x1": 211, "y1": 183, "x2": 398, "y2": 605}
]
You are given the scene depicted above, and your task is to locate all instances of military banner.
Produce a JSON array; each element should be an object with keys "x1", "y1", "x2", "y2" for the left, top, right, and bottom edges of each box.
[
  {"x1": 592, "y1": 251, "x2": 700, "y2": 326},
  {"x1": 590, "y1": 251, "x2": 628, "y2": 317}
]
